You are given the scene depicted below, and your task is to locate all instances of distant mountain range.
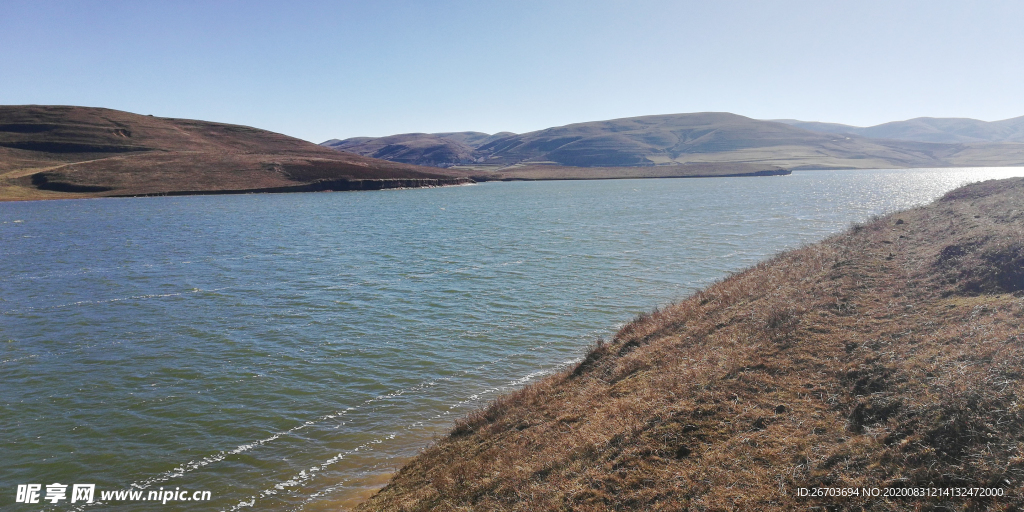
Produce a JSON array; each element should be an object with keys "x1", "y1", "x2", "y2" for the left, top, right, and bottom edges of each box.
[
  {"x1": 323, "y1": 113, "x2": 1024, "y2": 171},
  {"x1": 773, "y1": 116, "x2": 1024, "y2": 144}
]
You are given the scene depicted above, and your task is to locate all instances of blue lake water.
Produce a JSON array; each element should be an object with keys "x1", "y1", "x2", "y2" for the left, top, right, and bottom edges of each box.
[{"x1": 2, "y1": 168, "x2": 1022, "y2": 511}]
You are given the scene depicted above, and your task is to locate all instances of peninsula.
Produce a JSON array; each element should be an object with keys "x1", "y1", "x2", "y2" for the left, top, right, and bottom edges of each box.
[
  {"x1": 0, "y1": 105, "x2": 471, "y2": 201},
  {"x1": 357, "y1": 177, "x2": 1024, "y2": 510}
]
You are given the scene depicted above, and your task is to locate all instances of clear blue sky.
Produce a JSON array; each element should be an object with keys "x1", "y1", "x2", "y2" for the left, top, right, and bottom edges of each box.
[{"x1": 3, "y1": 0, "x2": 1023, "y2": 142}]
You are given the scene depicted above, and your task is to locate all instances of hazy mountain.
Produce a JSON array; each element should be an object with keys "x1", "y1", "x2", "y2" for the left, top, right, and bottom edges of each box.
[
  {"x1": 322, "y1": 131, "x2": 517, "y2": 168},
  {"x1": 322, "y1": 133, "x2": 481, "y2": 168},
  {"x1": 324, "y1": 112, "x2": 1024, "y2": 171},
  {"x1": 770, "y1": 120, "x2": 864, "y2": 136},
  {"x1": 469, "y1": 112, "x2": 873, "y2": 167},
  {"x1": 774, "y1": 116, "x2": 1024, "y2": 144}
]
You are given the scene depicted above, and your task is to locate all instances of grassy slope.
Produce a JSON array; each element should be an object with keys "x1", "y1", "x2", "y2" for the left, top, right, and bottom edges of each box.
[
  {"x1": 0, "y1": 105, "x2": 465, "y2": 201},
  {"x1": 359, "y1": 177, "x2": 1024, "y2": 511}
]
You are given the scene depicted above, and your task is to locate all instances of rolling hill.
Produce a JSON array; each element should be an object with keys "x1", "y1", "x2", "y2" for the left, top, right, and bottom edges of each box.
[
  {"x1": 321, "y1": 131, "x2": 516, "y2": 168},
  {"x1": 774, "y1": 115, "x2": 1024, "y2": 144},
  {"x1": 0, "y1": 105, "x2": 469, "y2": 200},
  {"x1": 321, "y1": 133, "x2": 482, "y2": 168},
  {"x1": 324, "y1": 112, "x2": 1024, "y2": 172}
]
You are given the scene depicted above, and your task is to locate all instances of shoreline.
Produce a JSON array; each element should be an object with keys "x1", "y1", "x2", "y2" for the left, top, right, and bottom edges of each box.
[
  {"x1": 0, "y1": 169, "x2": 792, "y2": 202},
  {"x1": 354, "y1": 176, "x2": 1024, "y2": 510},
  {"x1": 470, "y1": 168, "x2": 791, "y2": 182},
  {"x1": 0, "y1": 177, "x2": 477, "y2": 202},
  {"x1": 8, "y1": 164, "x2": 1024, "y2": 203}
]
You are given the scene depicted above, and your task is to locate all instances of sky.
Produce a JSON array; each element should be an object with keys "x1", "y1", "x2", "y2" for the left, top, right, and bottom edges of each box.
[{"x1": 3, "y1": 0, "x2": 1023, "y2": 142}]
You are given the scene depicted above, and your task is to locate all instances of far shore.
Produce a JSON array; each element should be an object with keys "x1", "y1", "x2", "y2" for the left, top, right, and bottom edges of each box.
[{"x1": 0, "y1": 165, "x2": 790, "y2": 202}]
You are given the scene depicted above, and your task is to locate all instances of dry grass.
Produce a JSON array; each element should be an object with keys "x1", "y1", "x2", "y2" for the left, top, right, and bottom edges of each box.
[{"x1": 357, "y1": 177, "x2": 1024, "y2": 511}]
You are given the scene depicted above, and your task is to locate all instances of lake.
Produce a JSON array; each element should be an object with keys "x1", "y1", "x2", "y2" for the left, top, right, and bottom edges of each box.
[{"x1": 2, "y1": 167, "x2": 1022, "y2": 511}]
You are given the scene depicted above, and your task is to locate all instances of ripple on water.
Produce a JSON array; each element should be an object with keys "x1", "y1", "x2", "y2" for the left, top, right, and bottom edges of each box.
[{"x1": 2, "y1": 168, "x2": 1023, "y2": 510}]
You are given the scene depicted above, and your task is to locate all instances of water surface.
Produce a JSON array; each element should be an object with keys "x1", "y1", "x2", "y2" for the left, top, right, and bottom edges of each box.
[{"x1": 2, "y1": 168, "x2": 1022, "y2": 510}]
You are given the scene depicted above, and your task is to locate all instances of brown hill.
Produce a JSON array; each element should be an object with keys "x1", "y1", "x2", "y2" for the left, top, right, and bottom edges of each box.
[
  {"x1": 0, "y1": 105, "x2": 468, "y2": 200},
  {"x1": 357, "y1": 177, "x2": 1024, "y2": 511},
  {"x1": 321, "y1": 131, "x2": 517, "y2": 168},
  {"x1": 471, "y1": 112, "x2": 871, "y2": 167},
  {"x1": 321, "y1": 133, "x2": 482, "y2": 168},
  {"x1": 325, "y1": 112, "x2": 1024, "y2": 172}
]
